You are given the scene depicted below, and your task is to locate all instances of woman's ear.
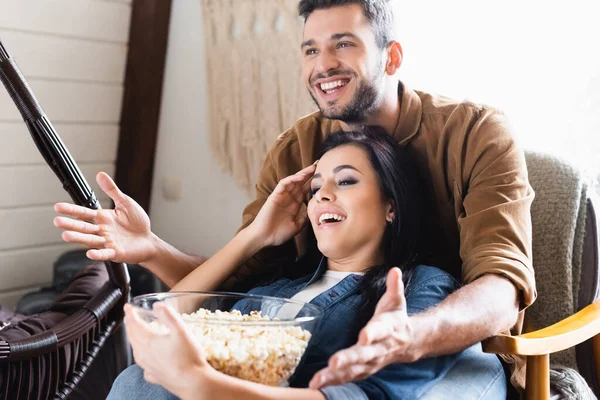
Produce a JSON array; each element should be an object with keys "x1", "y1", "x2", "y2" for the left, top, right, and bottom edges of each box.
[{"x1": 386, "y1": 201, "x2": 395, "y2": 224}]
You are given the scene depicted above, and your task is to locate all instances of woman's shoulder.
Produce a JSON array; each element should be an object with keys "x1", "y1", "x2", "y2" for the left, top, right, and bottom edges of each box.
[{"x1": 404, "y1": 265, "x2": 461, "y2": 305}]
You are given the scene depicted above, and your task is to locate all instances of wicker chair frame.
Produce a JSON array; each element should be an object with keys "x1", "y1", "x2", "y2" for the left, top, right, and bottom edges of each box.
[{"x1": 0, "y1": 39, "x2": 130, "y2": 399}]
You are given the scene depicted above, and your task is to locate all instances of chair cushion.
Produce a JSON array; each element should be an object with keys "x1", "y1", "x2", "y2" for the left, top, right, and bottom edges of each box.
[{"x1": 0, "y1": 261, "x2": 108, "y2": 341}]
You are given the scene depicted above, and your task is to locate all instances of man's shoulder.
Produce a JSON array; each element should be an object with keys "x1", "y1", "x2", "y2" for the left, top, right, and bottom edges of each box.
[
  {"x1": 415, "y1": 89, "x2": 507, "y2": 124},
  {"x1": 275, "y1": 109, "x2": 330, "y2": 141},
  {"x1": 269, "y1": 110, "x2": 339, "y2": 162}
]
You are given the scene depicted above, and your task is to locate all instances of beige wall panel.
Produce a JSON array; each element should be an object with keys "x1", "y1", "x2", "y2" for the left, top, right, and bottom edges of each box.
[
  {"x1": 0, "y1": 163, "x2": 114, "y2": 208},
  {"x1": 0, "y1": 80, "x2": 123, "y2": 123},
  {"x1": 0, "y1": 0, "x2": 131, "y2": 43},
  {"x1": 0, "y1": 30, "x2": 127, "y2": 83},
  {"x1": 0, "y1": 198, "x2": 111, "y2": 251},
  {"x1": 0, "y1": 122, "x2": 118, "y2": 165}
]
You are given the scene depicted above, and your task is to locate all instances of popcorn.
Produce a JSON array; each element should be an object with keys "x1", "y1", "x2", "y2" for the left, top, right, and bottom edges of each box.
[{"x1": 180, "y1": 308, "x2": 312, "y2": 386}]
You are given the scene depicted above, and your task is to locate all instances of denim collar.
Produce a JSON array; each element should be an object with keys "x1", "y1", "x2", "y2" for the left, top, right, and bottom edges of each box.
[{"x1": 279, "y1": 257, "x2": 365, "y2": 311}]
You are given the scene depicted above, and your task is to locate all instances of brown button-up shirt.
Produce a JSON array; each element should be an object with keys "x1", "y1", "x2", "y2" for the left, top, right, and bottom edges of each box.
[{"x1": 232, "y1": 81, "x2": 536, "y2": 335}]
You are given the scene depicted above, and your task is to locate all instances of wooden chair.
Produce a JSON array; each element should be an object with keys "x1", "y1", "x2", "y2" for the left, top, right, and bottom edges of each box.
[{"x1": 483, "y1": 152, "x2": 600, "y2": 399}]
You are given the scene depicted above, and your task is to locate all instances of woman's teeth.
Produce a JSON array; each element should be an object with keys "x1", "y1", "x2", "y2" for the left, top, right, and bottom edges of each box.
[
  {"x1": 319, "y1": 213, "x2": 346, "y2": 225},
  {"x1": 320, "y1": 80, "x2": 348, "y2": 94}
]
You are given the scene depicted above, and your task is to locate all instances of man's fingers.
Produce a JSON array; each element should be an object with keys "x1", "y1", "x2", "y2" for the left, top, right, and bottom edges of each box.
[
  {"x1": 309, "y1": 368, "x2": 343, "y2": 389},
  {"x1": 54, "y1": 203, "x2": 98, "y2": 221},
  {"x1": 54, "y1": 216, "x2": 100, "y2": 234},
  {"x1": 96, "y1": 172, "x2": 126, "y2": 204},
  {"x1": 86, "y1": 248, "x2": 117, "y2": 261},
  {"x1": 374, "y1": 267, "x2": 406, "y2": 315},
  {"x1": 62, "y1": 231, "x2": 107, "y2": 247},
  {"x1": 309, "y1": 364, "x2": 373, "y2": 389},
  {"x1": 329, "y1": 342, "x2": 389, "y2": 370}
]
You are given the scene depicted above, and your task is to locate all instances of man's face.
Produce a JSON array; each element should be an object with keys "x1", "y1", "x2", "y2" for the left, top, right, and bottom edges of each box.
[{"x1": 301, "y1": 4, "x2": 387, "y2": 123}]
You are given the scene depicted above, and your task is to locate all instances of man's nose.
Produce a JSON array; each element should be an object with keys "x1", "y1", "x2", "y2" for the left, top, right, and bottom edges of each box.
[{"x1": 314, "y1": 50, "x2": 340, "y2": 75}]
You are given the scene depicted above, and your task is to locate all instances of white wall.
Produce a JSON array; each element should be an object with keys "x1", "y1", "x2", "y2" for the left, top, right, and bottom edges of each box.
[
  {"x1": 393, "y1": 0, "x2": 600, "y2": 181},
  {"x1": 149, "y1": 0, "x2": 251, "y2": 257},
  {"x1": 150, "y1": 0, "x2": 600, "y2": 258},
  {"x1": 0, "y1": 0, "x2": 132, "y2": 308}
]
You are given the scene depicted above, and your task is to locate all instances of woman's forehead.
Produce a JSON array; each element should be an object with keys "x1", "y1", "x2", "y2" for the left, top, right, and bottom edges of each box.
[{"x1": 316, "y1": 145, "x2": 369, "y2": 173}]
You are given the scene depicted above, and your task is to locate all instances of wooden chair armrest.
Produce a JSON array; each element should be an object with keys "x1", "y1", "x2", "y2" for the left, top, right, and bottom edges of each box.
[{"x1": 483, "y1": 299, "x2": 600, "y2": 355}]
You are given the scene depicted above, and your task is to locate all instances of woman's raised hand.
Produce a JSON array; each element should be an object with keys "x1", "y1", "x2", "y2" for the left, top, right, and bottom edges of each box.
[
  {"x1": 53, "y1": 172, "x2": 157, "y2": 264},
  {"x1": 248, "y1": 164, "x2": 316, "y2": 248}
]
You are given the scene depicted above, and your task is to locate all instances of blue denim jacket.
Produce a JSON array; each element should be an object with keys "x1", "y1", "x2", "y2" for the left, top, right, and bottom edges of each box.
[{"x1": 244, "y1": 258, "x2": 462, "y2": 400}]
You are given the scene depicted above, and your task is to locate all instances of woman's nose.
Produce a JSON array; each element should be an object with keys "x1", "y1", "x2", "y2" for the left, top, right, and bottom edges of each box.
[{"x1": 316, "y1": 184, "x2": 336, "y2": 202}]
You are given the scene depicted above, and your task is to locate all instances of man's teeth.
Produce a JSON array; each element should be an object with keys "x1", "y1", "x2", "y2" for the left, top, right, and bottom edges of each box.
[
  {"x1": 319, "y1": 213, "x2": 346, "y2": 225},
  {"x1": 320, "y1": 80, "x2": 348, "y2": 93}
]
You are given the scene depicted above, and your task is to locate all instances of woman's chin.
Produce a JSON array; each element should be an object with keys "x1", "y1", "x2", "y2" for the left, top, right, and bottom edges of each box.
[{"x1": 317, "y1": 242, "x2": 345, "y2": 260}]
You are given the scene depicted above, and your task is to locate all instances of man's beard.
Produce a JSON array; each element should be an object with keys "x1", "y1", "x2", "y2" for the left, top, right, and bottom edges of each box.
[{"x1": 309, "y1": 68, "x2": 385, "y2": 123}]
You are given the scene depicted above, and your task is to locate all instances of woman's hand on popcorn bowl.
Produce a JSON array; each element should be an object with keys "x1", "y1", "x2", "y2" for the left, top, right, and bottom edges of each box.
[
  {"x1": 124, "y1": 302, "x2": 215, "y2": 399},
  {"x1": 127, "y1": 292, "x2": 324, "y2": 399}
]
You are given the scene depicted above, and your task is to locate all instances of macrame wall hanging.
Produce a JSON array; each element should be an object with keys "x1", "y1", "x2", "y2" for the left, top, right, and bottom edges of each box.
[{"x1": 201, "y1": 0, "x2": 316, "y2": 193}]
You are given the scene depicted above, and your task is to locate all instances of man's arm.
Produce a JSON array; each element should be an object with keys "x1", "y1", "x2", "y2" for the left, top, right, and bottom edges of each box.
[
  {"x1": 309, "y1": 272, "x2": 519, "y2": 389},
  {"x1": 412, "y1": 274, "x2": 519, "y2": 359}
]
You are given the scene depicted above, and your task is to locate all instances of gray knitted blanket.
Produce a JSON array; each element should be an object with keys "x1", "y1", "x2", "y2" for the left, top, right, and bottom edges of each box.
[{"x1": 525, "y1": 151, "x2": 588, "y2": 368}]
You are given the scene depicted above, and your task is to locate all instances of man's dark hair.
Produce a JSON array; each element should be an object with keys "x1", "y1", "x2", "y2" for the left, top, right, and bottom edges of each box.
[{"x1": 298, "y1": 0, "x2": 396, "y2": 49}]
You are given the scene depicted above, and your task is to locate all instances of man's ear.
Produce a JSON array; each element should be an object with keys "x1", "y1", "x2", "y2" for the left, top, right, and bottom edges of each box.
[{"x1": 385, "y1": 41, "x2": 403, "y2": 76}]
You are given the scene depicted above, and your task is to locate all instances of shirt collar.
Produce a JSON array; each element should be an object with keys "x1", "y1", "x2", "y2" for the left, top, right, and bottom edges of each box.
[{"x1": 393, "y1": 81, "x2": 423, "y2": 144}]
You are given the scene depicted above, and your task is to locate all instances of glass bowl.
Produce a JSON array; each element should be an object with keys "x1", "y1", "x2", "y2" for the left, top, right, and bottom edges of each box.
[{"x1": 130, "y1": 291, "x2": 323, "y2": 386}]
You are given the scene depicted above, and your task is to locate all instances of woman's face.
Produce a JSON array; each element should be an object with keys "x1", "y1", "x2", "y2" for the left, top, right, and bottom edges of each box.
[{"x1": 308, "y1": 144, "x2": 393, "y2": 264}]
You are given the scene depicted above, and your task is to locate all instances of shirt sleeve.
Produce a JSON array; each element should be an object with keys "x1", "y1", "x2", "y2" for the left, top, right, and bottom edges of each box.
[{"x1": 456, "y1": 107, "x2": 536, "y2": 311}]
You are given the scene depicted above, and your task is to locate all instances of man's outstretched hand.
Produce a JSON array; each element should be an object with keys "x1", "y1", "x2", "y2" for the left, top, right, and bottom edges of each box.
[{"x1": 309, "y1": 267, "x2": 420, "y2": 389}]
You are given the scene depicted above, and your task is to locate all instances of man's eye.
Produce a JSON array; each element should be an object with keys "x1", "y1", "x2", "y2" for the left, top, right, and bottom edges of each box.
[
  {"x1": 310, "y1": 186, "x2": 320, "y2": 195},
  {"x1": 305, "y1": 48, "x2": 318, "y2": 56},
  {"x1": 337, "y1": 42, "x2": 353, "y2": 49}
]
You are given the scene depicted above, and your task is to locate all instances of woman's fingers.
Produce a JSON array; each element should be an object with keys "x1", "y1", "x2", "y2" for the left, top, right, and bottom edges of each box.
[
  {"x1": 96, "y1": 172, "x2": 127, "y2": 204},
  {"x1": 54, "y1": 202, "x2": 98, "y2": 221},
  {"x1": 54, "y1": 216, "x2": 101, "y2": 234},
  {"x1": 86, "y1": 248, "x2": 117, "y2": 261},
  {"x1": 154, "y1": 303, "x2": 187, "y2": 335},
  {"x1": 61, "y1": 231, "x2": 107, "y2": 247},
  {"x1": 275, "y1": 166, "x2": 315, "y2": 196}
]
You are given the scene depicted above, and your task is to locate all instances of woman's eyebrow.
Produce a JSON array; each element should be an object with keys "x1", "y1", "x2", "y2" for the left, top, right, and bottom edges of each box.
[
  {"x1": 333, "y1": 164, "x2": 361, "y2": 174},
  {"x1": 312, "y1": 165, "x2": 361, "y2": 181}
]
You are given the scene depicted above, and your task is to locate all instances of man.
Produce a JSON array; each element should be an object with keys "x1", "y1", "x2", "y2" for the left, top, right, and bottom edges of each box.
[{"x1": 55, "y1": 0, "x2": 535, "y2": 397}]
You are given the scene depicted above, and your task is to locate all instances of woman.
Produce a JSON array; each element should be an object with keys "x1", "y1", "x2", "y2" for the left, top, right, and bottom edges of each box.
[{"x1": 59, "y1": 130, "x2": 506, "y2": 399}]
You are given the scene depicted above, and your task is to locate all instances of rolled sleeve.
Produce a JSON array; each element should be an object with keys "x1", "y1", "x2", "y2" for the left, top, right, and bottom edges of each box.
[
  {"x1": 320, "y1": 383, "x2": 369, "y2": 400},
  {"x1": 457, "y1": 109, "x2": 536, "y2": 310}
]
